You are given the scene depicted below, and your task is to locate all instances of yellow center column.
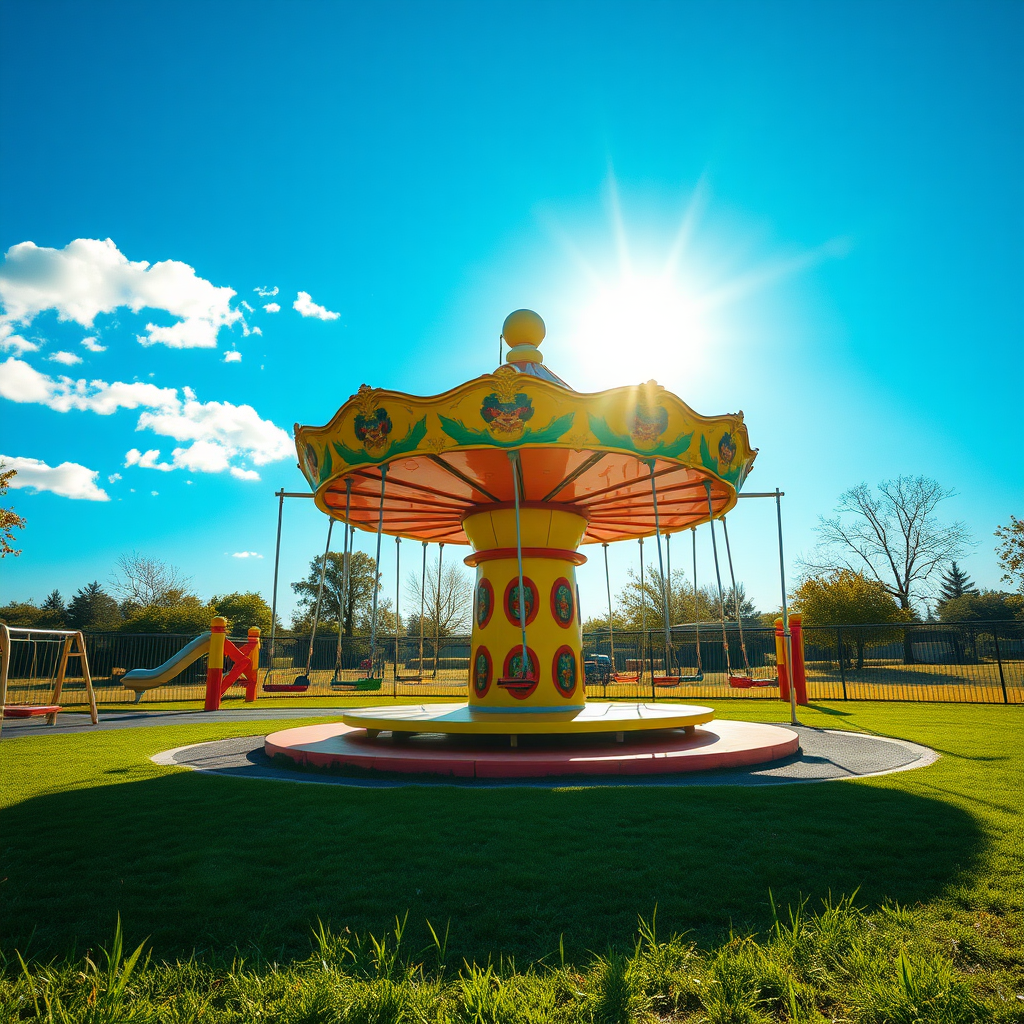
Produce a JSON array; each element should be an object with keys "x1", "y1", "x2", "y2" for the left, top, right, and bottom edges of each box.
[{"x1": 463, "y1": 505, "x2": 588, "y2": 712}]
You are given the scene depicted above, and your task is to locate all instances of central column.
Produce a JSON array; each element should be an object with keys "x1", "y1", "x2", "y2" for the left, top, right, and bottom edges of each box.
[{"x1": 463, "y1": 504, "x2": 588, "y2": 711}]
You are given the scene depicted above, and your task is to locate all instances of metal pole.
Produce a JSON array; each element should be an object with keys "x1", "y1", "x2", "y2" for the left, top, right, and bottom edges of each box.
[
  {"x1": 509, "y1": 451, "x2": 529, "y2": 677},
  {"x1": 704, "y1": 483, "x2": 732, "y2": 678},
  {"x1": 433, "y1": 542, "x2": 444, "y2": 678},
  {"x1": 303, "y1": 518, "x2": 335, "y2": 680},
  {"x1": 992, "y1": 627, "x2": 1008, "y2": 704},
  {"x1": 721, "y1": 516, "x2": 751, "y2": 676},
  {"x1": 837, "y1": 625, "x2": 847, "y2": 699},
  {"x1": 334, "y1": 477, "x2": 353, "y2": 682},
  {"x1": 368, "y1": 465, "x2": 387, "y2": 677},
  {"x1": 420, "y1": 541, "x2": 427, "y2": 679},
  {"x1": 648, "y1": 460, "x2": 673, "y2": 685},
  {"x1": 639, "y1": 536, "x2": 646, "y2": 694},
  {"x1": 603, "y1": 542, "x2": 615, "y2": 691},
  {"x1": 775, "y1": 487, "x2": 799, "y2": 725},
  {"x1": 265, "y1": 488, "x2": 285, "y2": 683},
  {"x1": 394, "y1": 536, "x2": 401, "y2": 693}
]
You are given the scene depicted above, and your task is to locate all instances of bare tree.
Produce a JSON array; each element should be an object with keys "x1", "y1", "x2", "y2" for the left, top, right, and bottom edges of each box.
[
  {"x1": 110, "y1": 552, "x2": 194, "y2": 608},
  {"x1": 803, "y1": 476, "x2": 971, "y2": 612},
  {"x1": 404, "y1": 556, "x2": 472, "y2": 638}
]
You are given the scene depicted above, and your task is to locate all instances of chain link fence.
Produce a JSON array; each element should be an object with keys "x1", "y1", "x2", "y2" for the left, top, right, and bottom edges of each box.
[{"x1": 2, "y1": 620, "x2": 1021, "y2": 707}]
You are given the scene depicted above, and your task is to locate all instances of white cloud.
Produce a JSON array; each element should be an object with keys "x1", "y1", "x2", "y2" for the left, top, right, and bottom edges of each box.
[
  {"x1": 263, "y1": 302, "x2": 280, "y2": 313},
  {"x1": 81, "y1": 336, "x2": 106, "y2": 353},
  {"x1": 151, "y1": 490, "x2": 159, "y2": 496},
  {"x1": 254, "y1": 286, "x2": 278, "y2": 298},
  {"x1": 232, "y1": 551, "x2": 263, "y2": 558},
  {"x1": 223, "y1": 350, "x2": 242, "y2": 363},
  {"x1": 0, "y1": 358, "x2": 292, "y2": 478},
  {"x1": 0, "y1": 323, "x2": 38, "y2": 354},
  {"x1": 48, "y1": 350, "x2": 82, "y2": 366},
  {"x1": 1, "y1": 454, "x2": 109, "y2": 501},
  {"x1": 0, "y1": 238, "x2": 243, "y2": 350},
  {"x1": 230, "y1": 466, "x2": 260, "y2": 481},
  {"x1": 251, "y1": 326, "x2": 262, "y2": 336},
  {"x1": 240, "y1": 300, "x2": 254, "y2": 313},
  {"x1": 294, "y1": 291, "x2": 340, "y2": 320},
  {"x1": 108, "y1": 472, "x2": 122, "y2": 483},
  {"x1": 125, "y1": 448, "x2": 175, "y2": 471}
]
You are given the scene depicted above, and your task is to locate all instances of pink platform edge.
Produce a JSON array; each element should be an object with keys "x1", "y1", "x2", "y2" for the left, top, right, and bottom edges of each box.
[{"x1": 264, "y1": 720, "x2": 799, "y2": 779}]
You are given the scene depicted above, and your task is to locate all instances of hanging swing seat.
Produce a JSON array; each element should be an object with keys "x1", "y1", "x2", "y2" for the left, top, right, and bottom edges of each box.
[
  {"x1": 332, "y1": 677, "x2": 384, "y2": 691},
  {"x1": 611, "y1": 672, "x2": 639, "y2": 683},
  {"x1": 497, "y1": 677, "x2": 535, "y2": 696},
  {"x1": 729, "y1": 673, "x2": 777, "y2": 689},
  {"x1": 2, "y1": 704, "x2": 62, "y2": 718},
  {"x1": 653, "y1": 671, "x2": 703, "y2": 686},
  {"x1": 263, "y1": 679, "x2": 311, "y2": 693}
]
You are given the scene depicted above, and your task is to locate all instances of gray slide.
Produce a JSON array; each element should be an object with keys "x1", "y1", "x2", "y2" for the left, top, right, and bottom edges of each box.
[{"x1": 122, "y1": 632, "x2": 212, "y2": 702}]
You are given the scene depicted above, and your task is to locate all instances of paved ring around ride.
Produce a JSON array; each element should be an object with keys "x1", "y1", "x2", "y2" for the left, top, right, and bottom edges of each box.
[{"x1": 151, "y1": 724, "x2": 938, "y2": 788}]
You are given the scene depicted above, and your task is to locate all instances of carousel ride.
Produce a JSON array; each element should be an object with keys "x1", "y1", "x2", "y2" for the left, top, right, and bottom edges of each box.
[{"x1": 265, "y1": 311, "x2": 799, "y2": 778}]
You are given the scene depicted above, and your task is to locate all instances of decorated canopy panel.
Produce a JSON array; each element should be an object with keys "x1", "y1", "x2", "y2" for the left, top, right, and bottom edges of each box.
[{"x1": 293, "y1": 366, "x2": 756, "y2": 545}]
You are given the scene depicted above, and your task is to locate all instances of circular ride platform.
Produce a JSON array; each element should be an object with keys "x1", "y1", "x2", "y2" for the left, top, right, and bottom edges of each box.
[
  {"x1": 340, "y1": 701, "x2": 714, "y2": 737},
  {"x1": 264, "y1": 714, "x2": 799, "y2": 779}
]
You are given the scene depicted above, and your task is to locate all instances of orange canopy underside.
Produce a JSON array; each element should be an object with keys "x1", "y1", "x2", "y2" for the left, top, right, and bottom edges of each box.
[{"x1": 319, "y1": 446, "x2": 734, "y2": 545}]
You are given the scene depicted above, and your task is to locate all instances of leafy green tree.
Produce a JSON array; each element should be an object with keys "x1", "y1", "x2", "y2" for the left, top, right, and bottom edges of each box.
[
  {"x1": 794, "y1": 569, "x2": 907, "y2": 669},
  {"x1": 617, "y1": 564, "x2": 720, "y2": 632},
  {"x1": 67, "y1": 582, "x2": 122, "y2": 630},
  {"x1": 0, "y1": 601, "x2": 43, "y2": 627},
  {"x1": 938, "y1": 590, "x2": 1023, "y2": 624},
  {"x1": 937, "y1": 562, "x2": 978, "y2": 603},
  {"x1": 120, "y1": 595, "x2": 217, "y2": 634},
  {"x1": 0, "y1": 462, "x2": 25, "y2": 557},
  {"x1": 213, "y1": 591, "x2": 276, "y2": 634},
  {"x1": 994, "y1": 516, "x2": 1024, "y2": 594},
  {"x1": 39, "y1": 589, "x2": 66, "y2": 628},
  {"x1": 291, "y1": 551, "x2": 378, "y2": 636}
]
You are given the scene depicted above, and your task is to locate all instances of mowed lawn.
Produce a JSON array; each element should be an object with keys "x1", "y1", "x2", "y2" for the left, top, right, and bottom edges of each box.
[{"x1": 0, "y1": 701, "x2": 1020, "y2": 970}]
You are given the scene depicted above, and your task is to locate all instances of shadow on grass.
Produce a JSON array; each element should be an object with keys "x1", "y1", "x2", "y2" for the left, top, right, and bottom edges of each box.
[{"x1": 0, "y1": 770, "x2": 981, "y2": 966}]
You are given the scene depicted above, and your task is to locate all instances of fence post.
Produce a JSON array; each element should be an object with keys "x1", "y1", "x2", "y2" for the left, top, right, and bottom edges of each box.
[
  {"x1": 992, "y1": 627, "x2": 1008, "y2": 704},
  {"x1": 836, "y1": 625, "x2": 847, "y2": 699},
  {"x1": 244, "y1": 627, "x2": 260, "y2": 703},
  {"x1": 205, "y1": 616, "x2": 227, "y2": 711},
  {"x1": 774, "y1": 618, "x2": 790, "y2": 702}
]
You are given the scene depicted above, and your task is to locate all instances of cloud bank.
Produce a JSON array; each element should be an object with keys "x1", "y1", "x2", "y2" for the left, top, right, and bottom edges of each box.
[
  {"x1": 1, "y1": 454, "x2": 109, "y2": 501},
  {"x1": 0, "y1": 238, "x2": 244, "y2": 349}
]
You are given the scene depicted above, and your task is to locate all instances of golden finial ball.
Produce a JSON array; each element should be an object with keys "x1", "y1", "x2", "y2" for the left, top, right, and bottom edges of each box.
[{"x1": 502, "y1": 309, "x2": 545, "y2": 347}]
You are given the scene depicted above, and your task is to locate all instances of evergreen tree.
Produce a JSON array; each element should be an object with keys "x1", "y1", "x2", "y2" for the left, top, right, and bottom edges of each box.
[
  {"x1": 938, "y1": 561, "x2": 978, "y2": 603},
  {"x1": 67, "y1": 582, "x2": 122, "y2": 630},
  {"x1": 40, "y1": 589, "x2": 66, "y2": 628}
]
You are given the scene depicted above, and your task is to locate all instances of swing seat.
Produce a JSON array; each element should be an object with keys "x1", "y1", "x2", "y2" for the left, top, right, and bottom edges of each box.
[
  {"x1": 353, "y1": 678, "x2": 383, "y2": 691},
  {"x1": 612, "y1": 672, "x2": 639, "y2": 683},
  {"x1": 263, "y1": 680, "x2": 310, "y2": 692},
  {"x1": 653, "y1": 675, "x2": 681, "y2": 687},
  {"x1": 2, "y1": 704, "x2": 61, "y2": 718},
  {"x1": 729, "y1": 676, "x2": 754, "y2": 689},
  {"x1": 497, "y1": 678, "x2": 535, "y2": 696}
]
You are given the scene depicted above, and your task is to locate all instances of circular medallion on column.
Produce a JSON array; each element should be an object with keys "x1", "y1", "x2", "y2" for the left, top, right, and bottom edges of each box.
[
  {"x1": 501, "y1": 646, "x2": 539, "y2": 700},
  {"x1": 472, "y1": 646, "x2": 493, "y2": 697},
  {"x1": 503, "y1": 576, "x2": 538, "y2": 627},
  {"x1": 550, "y1": 577, "x2": 575, "y2": 628},
  {"x1": 475, "y1": 579, "x2": 494, "y2": 629},
  {"x1": 552, "y1": 645, "x2": 578, "y2": 698}
]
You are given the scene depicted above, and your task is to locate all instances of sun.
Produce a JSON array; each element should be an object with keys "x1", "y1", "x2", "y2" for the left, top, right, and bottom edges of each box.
[{"x1": 576, "y1": 274, "x2": 709, "y2": 370}]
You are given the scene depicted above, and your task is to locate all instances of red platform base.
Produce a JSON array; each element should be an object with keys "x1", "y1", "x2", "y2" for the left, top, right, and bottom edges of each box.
[{"x1": 264, "y1": 720, "x2": 799, "y2": 779}]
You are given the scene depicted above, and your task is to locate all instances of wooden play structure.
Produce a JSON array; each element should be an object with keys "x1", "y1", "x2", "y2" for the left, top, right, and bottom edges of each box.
[{"x1": 0, "y1": 624, "x2": 98, "y2": 733}]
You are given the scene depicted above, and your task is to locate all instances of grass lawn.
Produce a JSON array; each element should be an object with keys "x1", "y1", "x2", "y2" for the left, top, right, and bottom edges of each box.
[{"x1": 1, "y1": 699, "x2": 1021, "y2": 1019}]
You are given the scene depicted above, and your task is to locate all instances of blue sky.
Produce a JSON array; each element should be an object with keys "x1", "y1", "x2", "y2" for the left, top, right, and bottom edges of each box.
[{"x1": 1, "y1": 0, "x2": 1020, "y2": 622}]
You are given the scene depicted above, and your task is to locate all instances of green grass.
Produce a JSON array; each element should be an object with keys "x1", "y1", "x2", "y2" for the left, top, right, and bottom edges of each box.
[{"x1": 1, "y1": 700, "x2": 1021, "y2": 1020}]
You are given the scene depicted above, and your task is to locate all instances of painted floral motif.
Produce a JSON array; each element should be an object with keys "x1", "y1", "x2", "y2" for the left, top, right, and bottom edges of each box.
[
  {"x1": 504, "y1": 577, "x2": 538, "y2": 627},
  {"x1": 481, "y1": 391, "x2": 534, "y2": 438},
  {"x1": 473, "y1": 647, "x2": 492, "y2": 696},
  {"x1": 551, "y1": 578, "x2": 575, "y2": 628},
  {"x1": 630, "y1": 386, "x2": 669, "y2": 451},
  {"x1": 504, "y1": 649, "x2": 537, "y2": 680},
  {"x1": 718, "y1": 432, "x2": 737, "y2": 468},
  {"x1": 553, "y1": 646, "x2": 577, "y2": 698},
  {"x1": 476, "y1": 579, "x2": 494, "y2": 629},
  {"x1": 302, "y1": 442, "x2": 319, "y2": 481}
]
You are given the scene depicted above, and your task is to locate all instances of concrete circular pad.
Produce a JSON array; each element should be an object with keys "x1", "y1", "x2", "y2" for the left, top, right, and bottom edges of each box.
[
  {"x1": 153, "y1": 726, "x2": 937, "y2": 788},
  {"x1": 263, "y1": 719, "x2": 798, "y2": 778}
]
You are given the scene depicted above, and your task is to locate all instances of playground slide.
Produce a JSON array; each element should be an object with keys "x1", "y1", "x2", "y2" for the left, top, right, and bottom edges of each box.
[{"x1": 122, "y1": 632, "x2": 212, "y2": 698}]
